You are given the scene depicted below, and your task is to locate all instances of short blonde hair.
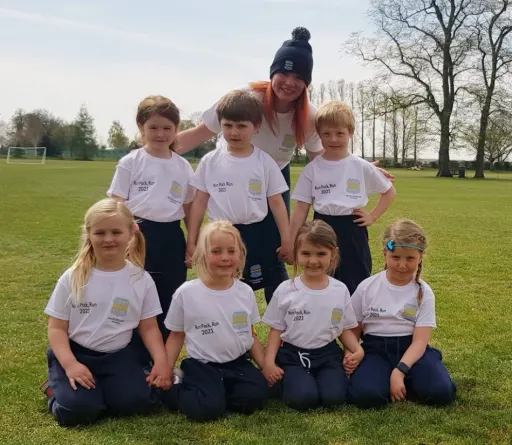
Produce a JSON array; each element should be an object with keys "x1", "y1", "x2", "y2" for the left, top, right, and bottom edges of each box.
[
  {"x1": 192, "y1": 220, "x2": 246, "y2": 282},
  {"x1": 315, "y1": 101, "x2": 355, "y2": 134}
]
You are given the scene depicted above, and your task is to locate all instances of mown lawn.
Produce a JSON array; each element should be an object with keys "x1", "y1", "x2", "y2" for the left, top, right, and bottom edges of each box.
[{"x1": 0, "y1": 160, "x2": 511, "y2": 445}]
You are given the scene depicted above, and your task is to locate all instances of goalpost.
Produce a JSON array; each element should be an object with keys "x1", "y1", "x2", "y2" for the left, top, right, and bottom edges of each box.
[{"x1": 6, "y1": 147, "x2": 47, "y2": 164}]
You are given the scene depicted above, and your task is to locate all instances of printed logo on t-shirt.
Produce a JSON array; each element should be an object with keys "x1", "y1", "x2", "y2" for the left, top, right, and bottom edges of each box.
[
  {"x1": 168, "y1": 181, "x2": 183, "y2": 204},
  {"x1": 402, "y1": 304, "x2": 418, "y2": 322},
  {"x1": 111, "y1": 298, "x2": 129, "y2": 317},
  {"x1": 232, "y1": 311, "x2": 249, "y2": 330},
  {"x1": 280, "y1": 134, "x2": 296, "y2": 152},
  {"x1": 248, "y1": 179, "x2": 262, "y2": 196},
  {"x1": 346, "y1": 178, "x2": 361, "y2": 195},
  {"x1": 284, "y1": 60, "x2": 294, "y2": 71},
  {"x1": 249, "y1": 264, "x2": 262, "y2": 280},
  {"x1": 331, "y1": 308, "x2": 344, "y2": 326}
]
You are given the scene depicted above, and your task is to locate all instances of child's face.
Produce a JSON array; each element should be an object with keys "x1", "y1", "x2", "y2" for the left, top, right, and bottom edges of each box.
[
  {"x1": 318, "y1": 124, "x2": 352, "y2": 156},
  {"x1": 140, "y1": 115, "x2": 177, "y2": 151},
  {"x1": 296, "y1": 238, "x2": 335, "y2": 279},
  {"x1": 207, "y1": 231, "x2": 241, "y2": 279},
  {"x1": 220, "y1": 119, "x2": 258, "y2": 151},
  {"x1": 384, "y1": 247, "x2": 423, "y2": 283},
  {"x1": 88, "y1": 214, "x2": 132, "y2": 265},
  {"x1": 271, "y1": 72, "x2": 306, "y2": 103}
]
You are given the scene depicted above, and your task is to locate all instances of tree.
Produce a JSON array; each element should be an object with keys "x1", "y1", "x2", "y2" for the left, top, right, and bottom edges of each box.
[
  {"x1": 346, "y1": 0, "x2": 481, "y2": 176},
  {"x1": 108, "y1": 121, "x2": 129, "y2": 149},
  {"x1": 356, "y1": 82, "x2": 367, "y2": 158},
  {"x1": 71, "y1": 105, "x2": 98, "y2": 160},
  {"x1": 472, "y1": 0, "x2": 512, "y2": 178}
]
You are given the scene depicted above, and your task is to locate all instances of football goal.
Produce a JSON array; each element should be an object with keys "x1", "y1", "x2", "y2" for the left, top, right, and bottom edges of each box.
[{"x1": 6, "y1": 147, "x2": 47, "y2": 164}]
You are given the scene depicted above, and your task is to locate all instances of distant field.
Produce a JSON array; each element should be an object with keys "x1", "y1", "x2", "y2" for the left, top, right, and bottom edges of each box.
[{"x1": 1, "y1": 160, "x2": 511, "y2": 445}]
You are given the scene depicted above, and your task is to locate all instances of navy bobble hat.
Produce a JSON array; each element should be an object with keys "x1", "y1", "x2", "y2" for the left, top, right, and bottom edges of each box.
[{"x1": 270, "y1": 27, "x2": 313, "y2": 85}]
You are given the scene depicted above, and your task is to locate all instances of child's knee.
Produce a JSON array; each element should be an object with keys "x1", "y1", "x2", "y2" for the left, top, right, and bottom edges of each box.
[
  {"x1": 415, "y1": 379, "x2": 456, "y2": 406},
  {"x1": 51, "y1": 395, "x2": 104, "y2": 426},
  {"x1": 284, "y1": 386, "x2": 319, "y2": 411},
  {"x1": 348, "y1": 382, "x2": 389, "y2": 409}
]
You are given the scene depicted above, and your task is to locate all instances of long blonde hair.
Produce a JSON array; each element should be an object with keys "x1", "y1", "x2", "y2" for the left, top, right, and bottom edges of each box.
[
  {"x1": 383, "y1": 219, "x2": 427, "y2": 305},
  {"x1": 70, "y1": 198, "x2": 145, "y2": 304},
  {"x1": 192, "y1": 220, "x2": 246, "y2": 283}
]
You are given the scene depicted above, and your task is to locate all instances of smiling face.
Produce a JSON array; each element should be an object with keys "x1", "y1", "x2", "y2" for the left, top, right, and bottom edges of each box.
[
  {"x1": 206, "y1": 231, "x2": 242, "y2": 280},
  {"x1": 296, "y1": 237, "x2": 336, "y2": 280},
  {"x1": 318, "y1": 124, "x2": 352, "y2": 158},
  {"x1": 139, "y1": 115, "x2": 177, "y2": 152},
  {"x1": 384, "y1": 246, "x2": 423, "y2": 285},
  {"x1": 271, "y1": 72, "x2": 306, "y2": 105}
]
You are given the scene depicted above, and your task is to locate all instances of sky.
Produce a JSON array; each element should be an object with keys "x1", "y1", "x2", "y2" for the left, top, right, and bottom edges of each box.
[{"x1": 0, "y1": 0, "x2": 471, "y2": 159}]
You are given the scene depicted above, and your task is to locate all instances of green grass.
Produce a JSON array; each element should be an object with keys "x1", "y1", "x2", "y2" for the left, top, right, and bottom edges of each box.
[{"x1": 1, "y1": 160, "x2": 511, "y2": 445}]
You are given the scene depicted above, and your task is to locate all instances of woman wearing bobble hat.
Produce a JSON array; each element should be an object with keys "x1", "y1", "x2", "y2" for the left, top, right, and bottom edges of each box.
[{"x1": 177, "y1": 27, "x2": 391, "y2": 303}]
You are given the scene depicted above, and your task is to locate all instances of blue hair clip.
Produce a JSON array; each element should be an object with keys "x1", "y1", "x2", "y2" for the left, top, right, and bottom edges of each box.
[{"x1": 386, "y1": 239, "x2": 424, "y2": 252}]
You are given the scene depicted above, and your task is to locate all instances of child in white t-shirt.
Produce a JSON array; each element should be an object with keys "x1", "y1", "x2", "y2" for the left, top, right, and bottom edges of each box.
[
  {"x1": 41, "y1": 198, "x2": 170, "y2": 426},
  {"x1": 291, "y1": 101, "x2": 396, "y2": 294},
  {"x1": 187, "y1": 90, "x2": 292, "y2": 303},
  {"x1": 163, "y1": 220, "x2": 267, "y2": 422},
  {"x1": 348, "y1": 219, "x2": 456, "y2": 408},
  {"x1": 107, "y1": 95, "x2": 195, "y2": 351},
  {"x1": 262, "y1": 220, "x2": 364, "y2": 411}
]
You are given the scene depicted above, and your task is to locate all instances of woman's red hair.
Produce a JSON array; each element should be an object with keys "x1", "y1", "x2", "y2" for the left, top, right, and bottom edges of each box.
[{"x1": 249, "y1": 81, "x2": 310, "y2": 147}]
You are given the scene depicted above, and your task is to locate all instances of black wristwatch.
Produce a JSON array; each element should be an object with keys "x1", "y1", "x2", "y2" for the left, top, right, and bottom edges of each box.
[{"x1": 396, "y1": 362, "x2": 410, "y2": 375}]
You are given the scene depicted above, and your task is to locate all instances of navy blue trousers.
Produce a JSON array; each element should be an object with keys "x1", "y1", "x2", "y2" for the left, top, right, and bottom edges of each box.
[
  {"x1": 313, "y1": 213, "x2": 371, "y2": 295},
  {"x1": 130, "y1": 218, "x2": 187, "y2": 362},
  {"x1": 46, "y1": 342, "x2": 161, "y2": 426},
  {"x1": 276, "y1": 341, "x2": 348, "y2": 411},
  {"x1": 348, "y1": 335, "x2": 457, "y2": 408},
  {"x1": 260, "y1": 163, "x2": 290, "y2": 304},
  {"x1": 163, "y1": 355, "x2": 267, "y2": 422}
]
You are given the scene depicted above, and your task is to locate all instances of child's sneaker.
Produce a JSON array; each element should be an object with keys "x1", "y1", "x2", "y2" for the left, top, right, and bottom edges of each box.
[
  {"x1": 172, "y1": 368, "x2": 184, "y2": 385},
  {"x1": 40, "y1": 380, "x2": 53, "y2": 399}
]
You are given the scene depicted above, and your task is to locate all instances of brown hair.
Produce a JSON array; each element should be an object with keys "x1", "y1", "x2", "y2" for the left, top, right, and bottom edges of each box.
[
  {"x1": 315, "y1": 101, "x2": 355, "y2": 134},
  {"x1": 249, "y1": 80, "x2": 310, "y2": 146},
  {"x1": 136, "y1": 95, "x2": 180, "y2": 151},
  {"x1": 70, "y1": 198, "x2": 145, "y2": 304},
  {"x1": 292, "y1": 220, "x2": 339, "y2": 277},
  {"x1": 215, "y1": 90, "x2": 264, "y2": 126},
  {"x1": 383, "y1": 219, "x2": 427, "y2": 305},
  {"x1": 192, "y1": 220, "x2": 247, "y2": 283}
]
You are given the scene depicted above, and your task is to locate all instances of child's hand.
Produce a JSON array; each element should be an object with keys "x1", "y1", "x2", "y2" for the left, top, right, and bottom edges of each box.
[
  {"x1": 185, "y1": 243, "x2": 196, "y2": 269},
  {"x1": 146, "y1": 360, "x2": 172, "y2": 390},
  {"x1": 65, "y1": 361, "x2": 96, "y2": 390},
  {"x1": 352, "y1": 209, "x2": 375, "y2": 227},
  {"x1": 390, "y1": 369, "x2": 407, "y2": 402},
  {"x1": 372, "y1": 161, "x2": 395, "y2": 183},
  {"x1": 343, "y1": 347, "x2": 364, "y2": 375},
  {"x1": 277, "y1": 241, "x2": 293, "y2": 265},
  {"x1": 263, "y1": 363, "x2": 284, "y2": 386}
]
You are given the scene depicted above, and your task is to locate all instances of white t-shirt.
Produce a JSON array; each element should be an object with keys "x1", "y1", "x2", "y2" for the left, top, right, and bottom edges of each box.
[
  {"x1": 262, "y1": 277, "x2": 358, "y2": 349},
  {"x1": 351, "y1": 270, "x2": 437, "y2": 337},
  {"x1": 190, "y1": 145, "x2": 288, "y2": 224},
  {"x1": 201, "y1": 85, "x2": 323, "y2": 169},
  {"x1": 107, "y1": 148, "x2": 195, "y2": 223},
  {"x1": 44, "y1": 262, "x2": 162, "y2": 353},
  {"x1": 291, "y1": 154, "x2": 393, "y2": 216},
  {"x1": 164, "y1": 279, "x2": 260, "y2": 363}
]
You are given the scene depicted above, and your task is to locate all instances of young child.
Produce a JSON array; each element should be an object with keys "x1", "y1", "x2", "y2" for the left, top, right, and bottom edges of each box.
[
  {"x1": 42, "y1": 198, "x2": 170, "y2": 426},
  {"x1": 347, "y1": 219, "x2": 457, "y2": 408},
  {"x1": 290, "y1": 101, "x2": 396, "y2": 294},
  {"x1": 107, "y1": 95, "x2": 195, "y2": 344},
  {"x1": 262, "y1": 220, "x2": 364, "y2": 411},
  {"x1": 163, "y1": 220, "x2": 268, "y2": 422},
  {"x1": 186, "y1": 89, "x2": 292, "y2": 304}
]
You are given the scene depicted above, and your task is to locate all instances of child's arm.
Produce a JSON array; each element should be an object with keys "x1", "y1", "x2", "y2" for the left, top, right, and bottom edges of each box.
[
  {"x1": 290, "y1": 201, "x2": 311, "y2": 247},
  {"x1": 48, "y1": 317, "x2": 95, "y2": 390},
  {"x1": 165, "y1": 331, "x2": 186, "y2": 376},
  {"x1": 175, "y1": 123, "x2": 216, "y2": 155},
  {"x1": 249, "y1": 328, "x2": 266, "y2": 369},
  {"x1": 353, "y1": 186, "x2": 396, "y2": 227},
  {"x1": 185, "y1": 190, "x2": 209, "y2": 265},
  {"x1": 390, "y1": 327, "x2": 432, "y2": 402},
  {"x1": 340, "y1": 328, "x2": 365, "y2": 375},
  {"x1": 110, "y1": 195, "x2": 126, "y2": 202},
  {"x1": 267, "y1": 194, "x2": 293, "y2": 264},
  {"x1": 262, "y1": 328, "x2": 285, "y2": 385},
  {"x1": 138, "y1": 317, "x2": 171, "y2": 389},
  {"x1": 183, "y1": 202, "x2": 192, "y2": 231}
]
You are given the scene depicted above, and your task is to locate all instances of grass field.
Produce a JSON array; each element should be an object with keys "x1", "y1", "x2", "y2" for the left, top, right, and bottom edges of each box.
[{"x1": 1, "y1": 160, "x2": 511, "y2": 445}]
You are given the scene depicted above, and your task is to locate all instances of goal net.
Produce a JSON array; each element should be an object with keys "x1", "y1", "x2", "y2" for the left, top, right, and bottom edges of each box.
[{"x1": 6, "y1": 147, "x2": 47, "y2": 164}]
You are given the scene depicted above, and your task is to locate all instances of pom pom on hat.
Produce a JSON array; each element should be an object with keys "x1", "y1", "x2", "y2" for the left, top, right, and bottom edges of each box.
[{"x1": 292, "y1": 27, "x2": 311, "y2": 42}]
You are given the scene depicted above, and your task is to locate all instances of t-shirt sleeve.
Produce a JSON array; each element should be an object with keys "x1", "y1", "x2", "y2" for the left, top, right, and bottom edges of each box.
[
  {"x1": 44, "y1": 273, "x2": 72, "y2": 320},
  {"x1": 140, "y1": 276, "x2": 163, "y2": 320},
  {"x1": 342, "y1": 289, "x2": 359, "y2": 329},
  {"x1": 262, "y1": 287, "x2": 287, "y2": 330},
  {"x1": 350, "y1": 285, "x2": 364, "y2": 323},
  {"x1": 201, "y1": 101, "x2": 221, "y2": 134},
  {"x1": 190, "y1": 157, "x2": 208, "y2": 193},
  {"x1": 415, "y1": 284, "x2": 437, "y2": 329},
  {"x1": 183, "y1": 160, "x2": 196, "y2": 204},
  {"x1": 264, "y1": 153, "x2": 289, "y2": 197},
  {"x1": 291, "y1": 165, "x2": 313, "y2": 204},
  {"x1": 107, "y1": 155, "x2": 132, "y2": 199},
  {"x1": 249, "y1": 289, "x2": 261, "y2": 325},
  {"x1": 363, "y1": 160, "x2": 392, "y2": 195},
  {"x1": 164, "y1": 290, "x2": 185, "y2": 332},
  {"x1": 304, "y1": 104, "x2": 323, "y2": 153}
]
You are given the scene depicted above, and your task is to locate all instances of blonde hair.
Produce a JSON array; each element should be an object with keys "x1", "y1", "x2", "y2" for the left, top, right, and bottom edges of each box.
[
  {"x1": 293, "y1": 220, "x2": 339, "y2": 278},
  {"x1": 192, "y1": 220, "x2": 246, "y2": 283},
  {"x1": 383, "y1": 219, "x2": 427, "y2": 304},
  {"x1": 136, "y1": 95, "x2": 180, "y2": 151},
  {"x1": 315, "y1": 101, "x2": 355, "y2": 134},
  {"x1": 70, "y1": 198, "x2": 145, "y2": 304}
]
